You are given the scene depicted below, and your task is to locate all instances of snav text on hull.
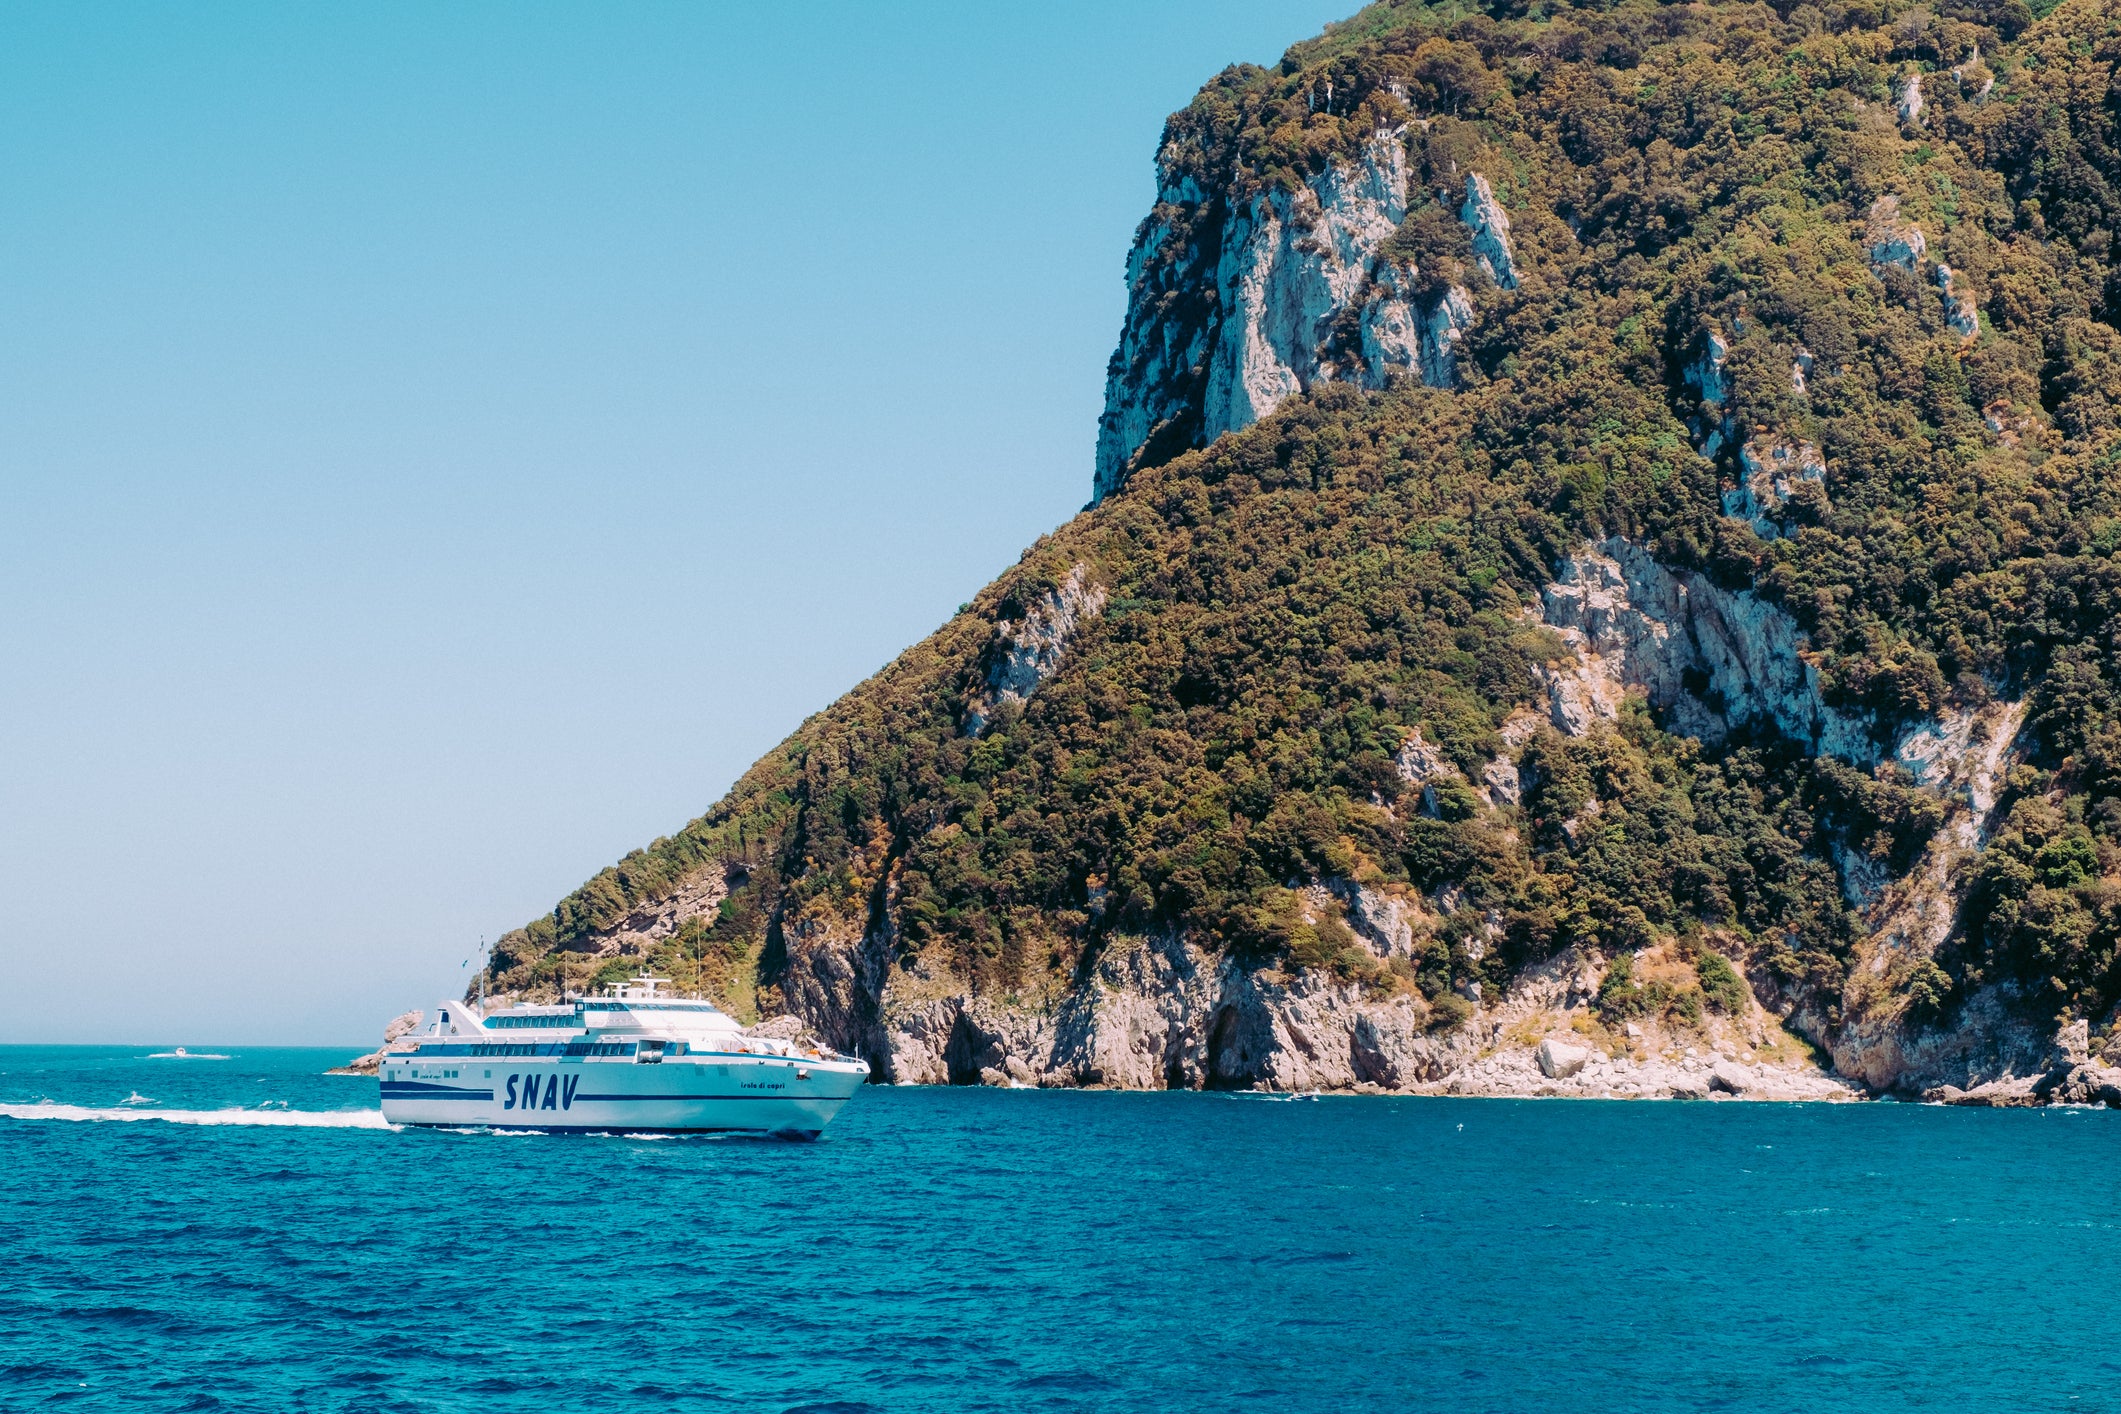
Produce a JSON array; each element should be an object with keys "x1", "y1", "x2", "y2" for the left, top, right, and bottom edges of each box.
[{"x1": 377, "y1": 975, "x2": 868, "y2": 1138}]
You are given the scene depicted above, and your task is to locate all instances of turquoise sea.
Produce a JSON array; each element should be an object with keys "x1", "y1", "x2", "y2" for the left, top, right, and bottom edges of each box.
[{"x1": 2, "y1": 1045, "x2": 2117, "y2": 1413}]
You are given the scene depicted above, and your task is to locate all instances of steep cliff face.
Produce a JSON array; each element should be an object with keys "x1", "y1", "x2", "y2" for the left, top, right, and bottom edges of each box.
[
  {"x1": 1536, "y1": 538, "x2": 1875, "y2": 761},
  {"x1": 483, "y1": 0, "x2": 2121, "y2": 1104},
  {"x1": 1198, "y1": 129, "x2": 1412, "y2": 438},
  {"x1": 860, "y1": 924, "x2": 1856, "y2": 1101},
  {"x1": 1091, "y1": 123, "x2": 1519, "y2": 503}
]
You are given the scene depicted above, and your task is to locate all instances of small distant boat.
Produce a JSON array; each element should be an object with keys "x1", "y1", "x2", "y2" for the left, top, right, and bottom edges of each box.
[
  {"x1": 379, "y1": 975, "x2": 868, "y2": 1138},
  {"x1": 119, "y1": 1092, "x2": 156, "y2": 1106},
  {"x1": 147, "y1": 1047, "x2": 230, "y2": 1060}
]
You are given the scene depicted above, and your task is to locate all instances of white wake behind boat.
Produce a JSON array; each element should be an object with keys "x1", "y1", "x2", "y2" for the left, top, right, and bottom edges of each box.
[{"x1": 378, "y1": 976, "x2": 868, "y2": 1138}]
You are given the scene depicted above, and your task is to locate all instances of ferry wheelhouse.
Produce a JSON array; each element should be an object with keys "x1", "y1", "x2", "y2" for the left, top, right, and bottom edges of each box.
[{"x1": 377, "y1": 977, "x2": 868, "y2": 1138}]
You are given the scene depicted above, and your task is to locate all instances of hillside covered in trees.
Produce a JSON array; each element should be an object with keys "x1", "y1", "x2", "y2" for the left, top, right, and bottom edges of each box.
[{"x1": 483, "y1": 0, "x2": 2121, "y2": 1100}]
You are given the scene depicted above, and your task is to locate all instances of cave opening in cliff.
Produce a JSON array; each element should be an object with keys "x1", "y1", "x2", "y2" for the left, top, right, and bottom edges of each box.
[
  {"x1": 943, "y1": 1012, "x2": 986, "y2": 1087},
  {"x1": 1203, "y1": 1007, "x2": 1247, "y2": 1091}
]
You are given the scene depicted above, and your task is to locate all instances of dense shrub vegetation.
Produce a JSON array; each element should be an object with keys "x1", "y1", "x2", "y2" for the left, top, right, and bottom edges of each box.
[{"x1": 490, "y1": 0, "x2": 2121, "y2": 1039}]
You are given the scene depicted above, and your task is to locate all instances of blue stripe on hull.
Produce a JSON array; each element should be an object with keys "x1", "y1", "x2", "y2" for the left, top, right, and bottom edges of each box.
[
  {"x1": 380, "y1": 1083, "x2": 494, "y2": 1100},
  {"x1": 377, "y1": 1088, "x2": 827, "y2": 1104},
  {"x1": 572, "y1": 1093, "x2": 801, "y2": 1102},
  {"x1": 401, "y1": 1122, "x2": 823, "y2": 1138}
]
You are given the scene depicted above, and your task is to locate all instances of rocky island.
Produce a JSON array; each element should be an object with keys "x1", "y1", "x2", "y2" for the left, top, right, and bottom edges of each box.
[{"x1": 475, "y1": 0, "x2": 2121, "y2": 1105}]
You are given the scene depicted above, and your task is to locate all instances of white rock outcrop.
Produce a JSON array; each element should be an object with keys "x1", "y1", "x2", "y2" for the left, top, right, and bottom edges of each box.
[
  {"x1": 1394, "y1": 726, "x2": 1465, "y2": 816},
  {"x1": 1839, "y1": 696, "x2": 2024, "y2": 936},
  {"x1": 1539, "y1": 540, "x2": 2017, "y2": 783},
  {"x1": 1396, "y1": 716, "x2": 1537, "y2": 813},
  {"x1": 1199, "y1": 130, "x2": 1412, "y2": 439},
  {"x1": 1791, "y1": 345, "x2": 1815, "y2": 396},
  {"x1": 1534, "y1": 537, "x2": 1876, "y2": 761},
  {"x1": 1093, "y1": 130, "x2": 1518, "y2": 501},
  {"x1": 1897, "y1": 71, "x2": 1925, "y2": 124},
  {"x1": 1460, "y1": 173, "x2": 1519, "y2": 289},
  {"x1": 1816, "y1": 696, "x2": 2035, "y2": 1093},
  {"x1": 331, "y1": 1010, "x2": 424, "y2": 1076},
  {"x1": 1525, "y1": 539, "x2": 2062, "y2": 1098},
  {"x1": 1687, "y1": 329, "x2": 1731, "y2": 405},
  {"x1": 1357, "y1": 262, "x2": 1426, "y2": 385},
  {"x1": 1330, "y1": 879, "x2": 1422, "y2": 960},
  {"x1": 569, "y1": 867, "x2": 733, "y2": 957},
  {"x1": 1866, "y1": 195, "x2": 1927, "y2": 273},
  {"x1": 1863, "y1": 197, "x2": 1973, "y2": 343},
  {"x1": 1684, "y1": 328, "x2": 1733, "y2": 454},
  {"x1": 1536, "y1": 540, "x2": 2028, "y2": 771},
  {"x1": 964, "y1": 564, "x2": 1107, "y2": 736},
  {"x1": 1710, "y1": 1059, "x2": 1756, "y2": 1094},
  {"x1": 1482, "y1": 715, "x2": 1542, "y2": 806},
  {"x1": 1726, "y1": 437, "x2": 1827, "y2": 538},
  {"x1": 1935, "y1": 264, "x2": 1979, "y2": 339},
  {"x1": 1416, "y1": 284, "x2": 1476, "y2": 388},
  {"x1": 1359, "y1": 267, "x2": 1475, "y2": 391},
  {"x1": 1537, "y1": 1038, "x2": 1589, "y2": 1078}
]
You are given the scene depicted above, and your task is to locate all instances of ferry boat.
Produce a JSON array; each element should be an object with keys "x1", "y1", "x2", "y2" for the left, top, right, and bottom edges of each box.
[{"x1": 377, "y1": 976, "x2": 868, "y2": 1138}]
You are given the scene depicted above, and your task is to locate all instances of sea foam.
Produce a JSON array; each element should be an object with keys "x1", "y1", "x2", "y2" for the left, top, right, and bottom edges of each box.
[{"x1": 0, "y1": 1102, "x2": 392, "y2": 1129}]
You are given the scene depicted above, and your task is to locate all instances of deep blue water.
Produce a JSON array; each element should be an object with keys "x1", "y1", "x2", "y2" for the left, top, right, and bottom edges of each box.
[{"x1": 2, "y1": 1046, "x2": 2118, "y2": 1412}]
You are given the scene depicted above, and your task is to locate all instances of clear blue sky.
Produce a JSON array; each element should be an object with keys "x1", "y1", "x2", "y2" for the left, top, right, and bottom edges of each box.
[{"x1": 1, "y1": 1, "x2": 1356, "y2": 1045}]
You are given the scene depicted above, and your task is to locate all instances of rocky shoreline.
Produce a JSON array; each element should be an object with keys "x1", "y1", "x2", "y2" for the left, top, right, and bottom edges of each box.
[
  {"x1": 771, "y1": 917, "x2": 2112, "y2": 1106},
  {"x1": 326, "y1": 1009, "x2": 423, "y2": 1076}
]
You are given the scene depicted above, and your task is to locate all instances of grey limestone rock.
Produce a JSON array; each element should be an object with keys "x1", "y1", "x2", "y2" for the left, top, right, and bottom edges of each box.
[
  {"x1": 564, "y1": 866, "x2": 732, "y2": 957},
  {"x1": 1460, "y1": 173, "x2": 1519, "y2": 289},
  {"x1": 2056, "y1": 1018, "x2": 2091, "y2": 1066},
  {"x1": 1534, "y1": 537, "x2": 1877, "y2": 762},
  {"x1": 1093, "y1": 137, "x2": 1518, "y2": 502},
  {"x1": 2031, "y1": 1062, "x2": 2121, "y2": 1107},
  {"x1": 1682, "y1": 327, "x2": 1733, "y2": 454},
  {"x1": 1537, "y1": 1038, "x2": 1589, "y2": 1079},
  {"x1": 1897, "y1": 71, "x2": 1925, "y2": 124},
  {"x1": 1188, "y1": 130, "x2": 1413, "y2": 484},
  {"x1": 1710, "y1": 1060, "x2": 1755, "y2": 1095},
  {"x1": 1394, "y1": 725, "x2": 1466, "y2": 817},
  {"x1": 1725, "y1": 437, "x2": 1827, "y2": 539},
  {"x1": 1935, "y1": 263, "x2": 1979, "y2": 339},
  {"x1": 963, "y1": 564, "x2": 1107, "y2": 736},
  {"x1": 1866, "y1": 195, "x2": 1927, "y2": 273},
  {"x1": 331, "y1": 1010, "x2": 424, "y2": 1076}
]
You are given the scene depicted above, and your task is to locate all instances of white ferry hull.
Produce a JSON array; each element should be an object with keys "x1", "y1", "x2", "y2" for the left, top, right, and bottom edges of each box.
[{"x1": 380, "y1": 1055, "x2": 867, "y2": 1138}]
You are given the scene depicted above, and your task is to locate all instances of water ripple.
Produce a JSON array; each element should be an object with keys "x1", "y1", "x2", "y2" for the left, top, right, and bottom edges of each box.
[{"x1": 3, "y1": 1046, "x2": 2120, "y2": 1412}]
